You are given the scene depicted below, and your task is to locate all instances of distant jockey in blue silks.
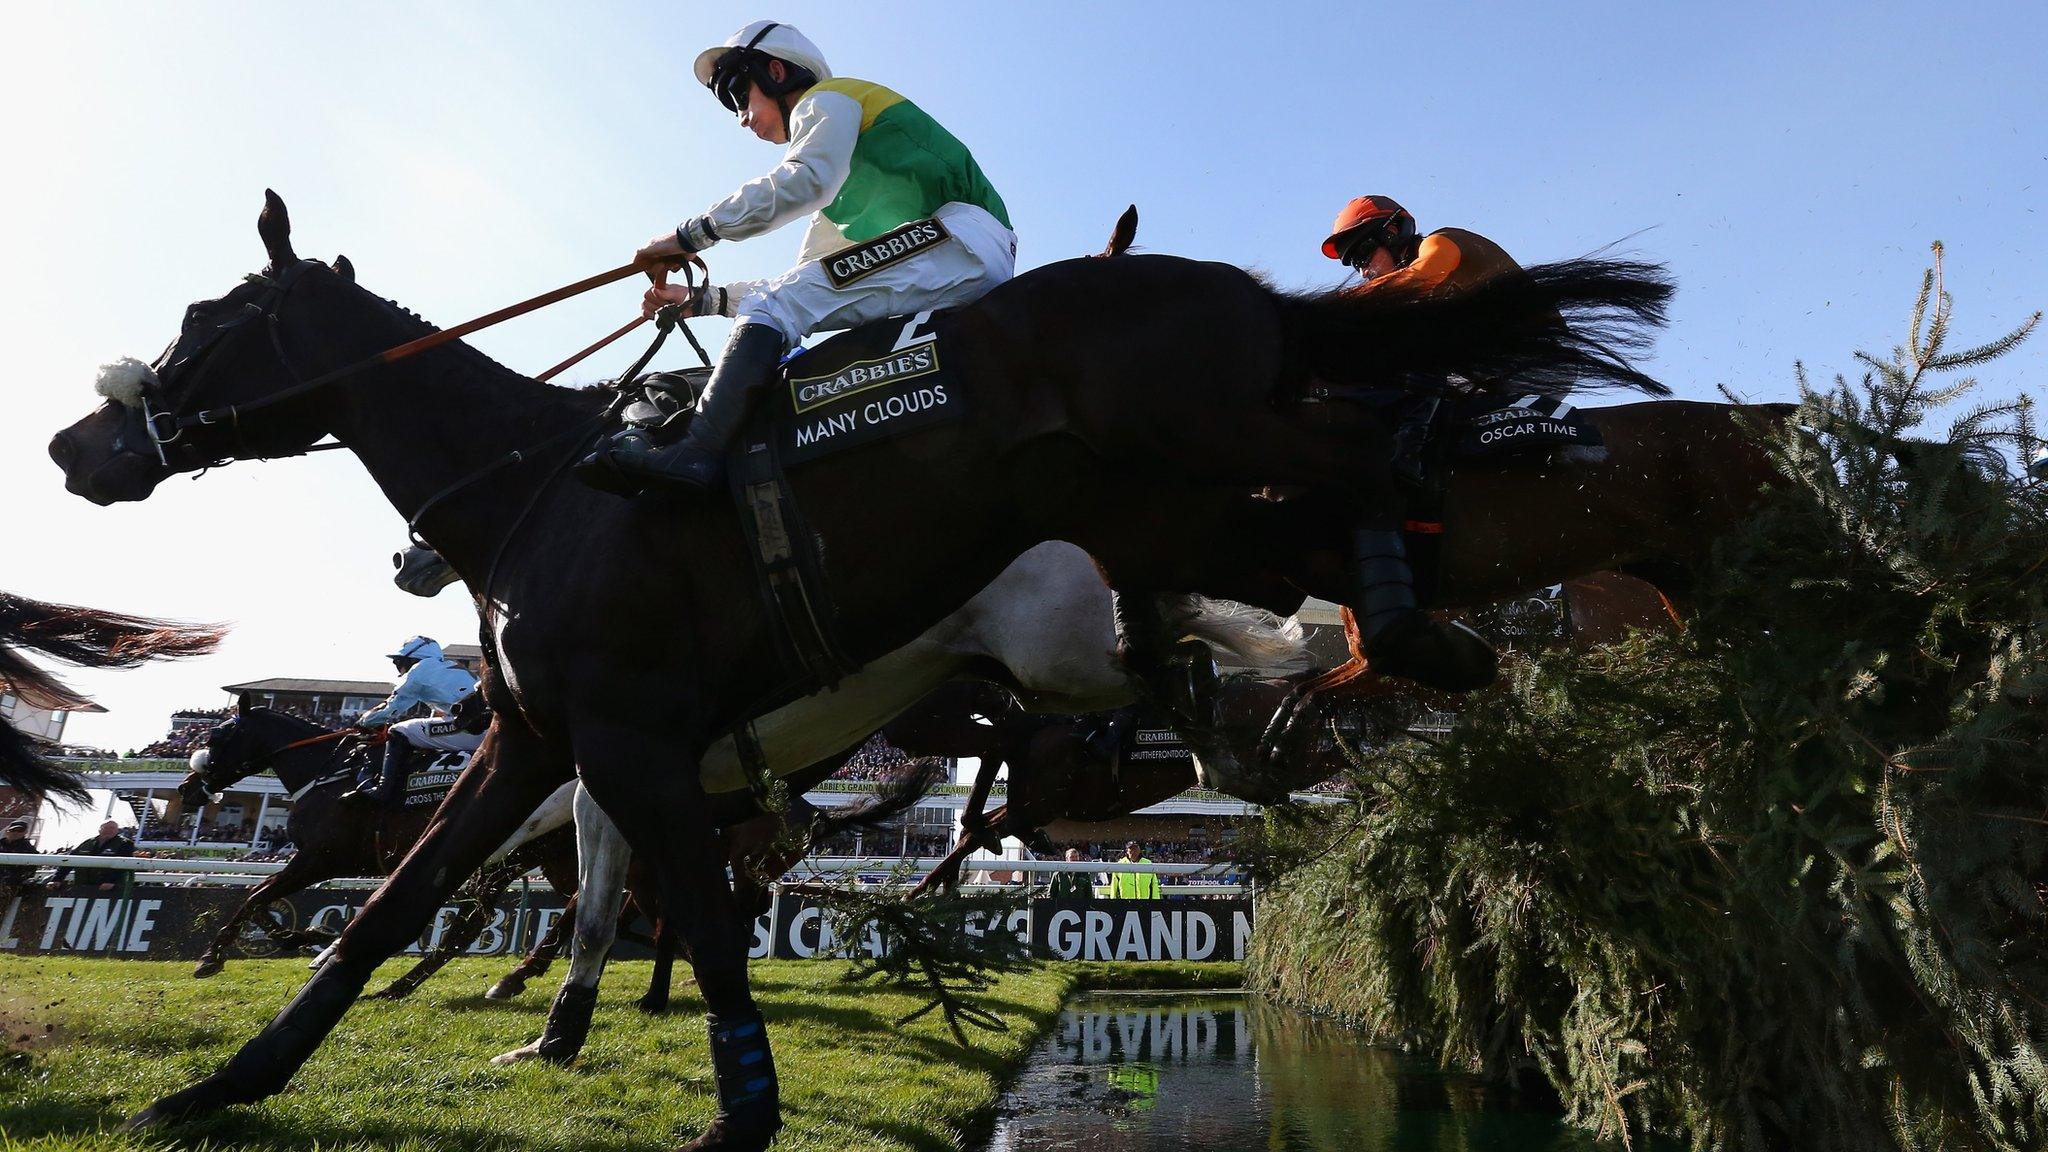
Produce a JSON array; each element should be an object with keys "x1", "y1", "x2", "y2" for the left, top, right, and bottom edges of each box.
[{"x1": 341, "y1": 636, "x2": 486, "y2": 808}]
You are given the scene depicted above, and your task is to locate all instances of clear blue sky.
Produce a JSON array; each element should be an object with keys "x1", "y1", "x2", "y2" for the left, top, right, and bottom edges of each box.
[{"x1": 3, "y1": 1, "x2": 2043, "y2": 751}]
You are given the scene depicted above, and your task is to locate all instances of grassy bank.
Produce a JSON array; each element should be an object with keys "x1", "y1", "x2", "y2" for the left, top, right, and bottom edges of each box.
[{"x1": 0, "y1": 956, "x2": 1240, "y2": 1152}]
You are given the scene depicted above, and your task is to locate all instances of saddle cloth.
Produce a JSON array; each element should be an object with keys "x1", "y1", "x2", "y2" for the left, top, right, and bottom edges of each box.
[
  {"x1": 344, "y1": 745, "x2": 472, "y2": 809},
  {"x1": 399, "y1": 749, "x2": 471, "y2": 808},
  {"x1": 1118, "y1": 709, "x2": 1195, "y2": 767},
  {"x1": 716, "y1": 309, "x2": 975, "y2": 692},
  {"x1": 1450, "y1": 392, "x2": 1604, "y2": 462},
  {"x1": 760, "y1": 308, "x2": 967, "y2": 466}
]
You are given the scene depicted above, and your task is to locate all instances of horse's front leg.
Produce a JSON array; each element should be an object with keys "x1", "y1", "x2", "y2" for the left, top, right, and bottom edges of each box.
[
  {"x1": 575, "y1": 717, "x2": 779, "y2": 1152},
  {"x1": 367, "y1": 854, "x2": 522, "y2": 1000},
  {"x1": 493, "y1": 784, "x2": 632, "y2": 1066},
  {"x1": 487, "y1": 892, "x2": 575, "y2": 1000},
  {"x1": 126, "y1": 722, "x2": 569, "y2": 1130},
  {"x1": 191, "y1": 853, "x2": 325, "y2": 977}
]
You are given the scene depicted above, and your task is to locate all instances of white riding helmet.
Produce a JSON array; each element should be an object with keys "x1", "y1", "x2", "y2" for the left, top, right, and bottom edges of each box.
[
  {"x1": 693, "y1": 20, "x2": 832, "y2": 103},
  {"x1": 387, "y1": 636, "x2": 441, "y2": 663}
]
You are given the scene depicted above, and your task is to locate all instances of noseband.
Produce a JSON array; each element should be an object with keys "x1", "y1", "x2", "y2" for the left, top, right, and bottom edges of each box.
[{"x1": 127, "y1": 261, "x2": 322, "y2": 470}]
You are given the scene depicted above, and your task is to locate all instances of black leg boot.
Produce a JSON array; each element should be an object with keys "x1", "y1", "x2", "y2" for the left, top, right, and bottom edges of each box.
[
  {"x1": 685, "y1": 1010, "x2": 782, "y2": 1152},
  {"x1": 1353, "y1": 527, "x2": 1498, "y2": 692},
  {"x1": 577, "y1": 323, "x2": 786, "y2": 497}
]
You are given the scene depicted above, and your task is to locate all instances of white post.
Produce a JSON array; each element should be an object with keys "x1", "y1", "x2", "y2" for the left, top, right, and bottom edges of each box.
[{"x1": 250, "y1": 794, "x2": 271, "y2": 851}]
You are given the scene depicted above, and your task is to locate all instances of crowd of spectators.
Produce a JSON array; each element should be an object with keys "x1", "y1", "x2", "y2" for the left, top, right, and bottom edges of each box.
[
  {"x1": 42, "y1": 743, "x2": 119, "y2": 760},
  {"x1": 829, "y1": 734, "x2": 913, "y2": 782},
  {"x1": 1061, "y1": 839, "x2": 1226, "y2": 866},
  {"x1": 133, "y1": 727, "x2": 210, "y2": 759}
]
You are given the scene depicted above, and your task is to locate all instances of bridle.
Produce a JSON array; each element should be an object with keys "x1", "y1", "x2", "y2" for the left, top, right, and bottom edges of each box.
[
  {"x1": 123, "y1": 253, "x2": 712, "y2": 547},
  {"x1": 133, "y1": 254, "x2": 678, "y2": 470}
]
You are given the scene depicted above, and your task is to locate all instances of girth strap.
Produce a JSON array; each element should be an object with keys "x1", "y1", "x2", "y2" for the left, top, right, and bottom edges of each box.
[{"x1": 728, "y1": 437, "x2": 859, "y2": 691}]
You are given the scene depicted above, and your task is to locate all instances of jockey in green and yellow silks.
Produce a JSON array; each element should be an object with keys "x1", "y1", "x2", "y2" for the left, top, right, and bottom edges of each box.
[{"x1": 580, "y1": 20, "x2": 1017, "y2": 497}]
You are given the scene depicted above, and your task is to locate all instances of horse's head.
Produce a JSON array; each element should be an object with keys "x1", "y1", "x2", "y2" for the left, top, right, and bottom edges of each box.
[
  {"x1": 178, "y1": 710, "x2": 251, "y2": 804},
  {"x1": 50, "y1": 191, "x2": 356, "y2": 505}
]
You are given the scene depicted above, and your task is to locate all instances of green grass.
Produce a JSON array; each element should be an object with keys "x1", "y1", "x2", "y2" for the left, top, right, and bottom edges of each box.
[{"x1": 0, "y1": 956, "x2": 1240, "y2": 1152}]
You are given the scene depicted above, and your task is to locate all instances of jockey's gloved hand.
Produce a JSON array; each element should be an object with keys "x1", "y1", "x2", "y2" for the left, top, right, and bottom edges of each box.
[
  {"x1": 634, "y1": 232, "x2": 709, "y2": 286},
  {"x1": 640, "y1": 282, "x2": 729, "y2": 321}
]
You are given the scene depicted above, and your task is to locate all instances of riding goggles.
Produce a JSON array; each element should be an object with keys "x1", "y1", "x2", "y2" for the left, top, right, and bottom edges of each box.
[
  {"x1": 1337, "y1": 224, "x2": 1398, "y2": 269},
  {"x1": 712, "y1": 52, "x2": 755, "y2": 112}
]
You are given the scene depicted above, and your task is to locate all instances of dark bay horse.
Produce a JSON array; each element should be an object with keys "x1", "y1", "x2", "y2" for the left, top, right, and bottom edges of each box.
[
  {"x1": 910, "y1": 570, "x2": 1711, "y2": 874},
  {"x1": 175, "y1": 707, "x2": 579, "y2": 982},
  {"x1": 51, "y1": 192, "x2": 1675, "y2": 1149},
  {"x1": 1, "y1": 592, "x2": 221, "y2": 802}
]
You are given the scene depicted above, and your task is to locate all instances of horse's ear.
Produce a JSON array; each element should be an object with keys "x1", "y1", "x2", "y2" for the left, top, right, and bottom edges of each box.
[
  {"x1": 1099, "y1": 205, "x2": 1139, "y2": 258},
  {"x1": 235, "y1": 697, "x2": 248, "y2": 719},
  {"x1": 332, "y1": 254, "x2": 355, "y2": 282},
  {"x1": 258, "y1": 189, "x2": 296, "y2": 267}
]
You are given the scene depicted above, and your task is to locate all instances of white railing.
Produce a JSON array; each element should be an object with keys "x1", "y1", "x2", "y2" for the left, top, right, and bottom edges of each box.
[{"x1": 1, "y1": 852, "x2": 1250, "y2": 895}]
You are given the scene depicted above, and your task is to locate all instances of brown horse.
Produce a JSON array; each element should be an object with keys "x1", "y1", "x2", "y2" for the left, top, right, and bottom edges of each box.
[
  {"x1": 52, "y1": 193, "x2": 1679, "y2": 1148},
  {"x1": 1, "y1": 592, "x2": 221, "y2": 802},
  {"x1": 174, "y1": 707, "x2": 578, "y2": 983}
]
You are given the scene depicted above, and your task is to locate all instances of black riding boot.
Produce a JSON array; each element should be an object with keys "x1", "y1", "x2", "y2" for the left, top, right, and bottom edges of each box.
[
  {"x1": 341, "y1": 740, "x2": 410, "y2": 808},
  {"x1": 1352, "y1": 527, "x2": 1498, "y2": 692},
  {"x1": 577, "y1": 323, "x2": 786, "y2": 497}
]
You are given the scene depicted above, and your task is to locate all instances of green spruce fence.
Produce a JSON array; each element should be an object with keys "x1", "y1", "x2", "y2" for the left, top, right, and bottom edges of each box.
[{"x1": 1249, "y1": 246, "x2": 2046, "y2": 1152}]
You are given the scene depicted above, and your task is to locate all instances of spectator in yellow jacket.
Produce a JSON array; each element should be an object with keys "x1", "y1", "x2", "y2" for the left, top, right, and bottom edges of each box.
[{"x1": 1107, "y1": 841, "x2": 1162, "y2": 901}]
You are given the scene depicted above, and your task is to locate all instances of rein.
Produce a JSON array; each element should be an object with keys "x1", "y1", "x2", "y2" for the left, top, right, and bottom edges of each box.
[
  {"x1": 194, "y1": 724, "x2": 365, "y2": 798},
  {"x1": 403, "y1": 302, "x2": 693, "y2": 546},
  {"x1": 156, "y1": 258, "x2": 657, "y2": 442}
]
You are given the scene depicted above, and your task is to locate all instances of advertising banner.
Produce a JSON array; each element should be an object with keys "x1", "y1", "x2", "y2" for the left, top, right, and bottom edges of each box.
[{"x1": 0, "y1": 885, "x2": 1252, "y2": 963}]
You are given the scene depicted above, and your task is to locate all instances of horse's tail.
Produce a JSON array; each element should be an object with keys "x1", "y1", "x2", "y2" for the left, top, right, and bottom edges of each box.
[
  {"x1": 1, "y1": 721, "x2": 87, "y2": 804},
  {"x1": 0, "y1": 593, "x2": 225, "y2": 669},
  {"x1": 1165, "y1": 596, "x2": 1316, "y2": 675},
  {"x1": 1274, "y1": 256, "x2": 1675, "y2": 397},
  {"x1": 0, "y1": 593, "x2": 222, "y2": 802},
  {"x1": 805, "y1": 757, "x2": 951, "y2": 846}
]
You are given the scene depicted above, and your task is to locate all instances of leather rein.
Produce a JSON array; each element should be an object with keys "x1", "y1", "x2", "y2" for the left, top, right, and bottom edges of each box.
[
  {"x1": 150, "y1": 257, "x2": 663, "y2": 451},
  {"x1": 139, "y1": 255, "x2": 715, "y2": 544}
]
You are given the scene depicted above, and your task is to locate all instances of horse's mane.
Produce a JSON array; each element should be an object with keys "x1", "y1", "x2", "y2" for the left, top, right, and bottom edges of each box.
[
  {"x1": 231, "y1": 706, "x2": 337, "y2": 737},
  {"x1": 0, "y1": 593, "x2": 224, "y2": 802}
]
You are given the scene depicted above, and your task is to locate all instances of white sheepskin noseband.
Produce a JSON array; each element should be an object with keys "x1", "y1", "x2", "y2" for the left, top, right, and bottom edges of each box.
[{"x1": 94, "y1": 356, "x2": 159, "y2": 410}]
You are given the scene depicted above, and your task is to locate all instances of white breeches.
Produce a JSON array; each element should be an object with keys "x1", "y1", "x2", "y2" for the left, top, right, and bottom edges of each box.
[
  {"x1": 737, "y1": 201, "x2": 1017, "y2": 343},
  {"x1": 389, "y1": 716, "x2": 483, "y2": 753}
]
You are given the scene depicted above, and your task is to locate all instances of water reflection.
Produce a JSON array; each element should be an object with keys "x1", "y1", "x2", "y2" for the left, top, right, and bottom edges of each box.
[{"x1": 986, "y1": 993, "x2": 1616, "y2": 1151}]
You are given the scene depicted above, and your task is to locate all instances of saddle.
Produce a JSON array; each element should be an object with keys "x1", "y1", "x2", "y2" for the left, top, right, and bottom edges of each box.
[
  {"x1": 712, "y1": 310, "x2": 974, "y2": 695},
  {"x1": 620, "y1": 310, "x2": 966, "y2": 465},
  {"x1": 345, "y1": 742, "x2": 472, "y2": 809}
]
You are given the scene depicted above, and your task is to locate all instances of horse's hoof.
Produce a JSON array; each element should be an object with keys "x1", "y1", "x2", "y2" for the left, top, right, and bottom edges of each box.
[
  {"x1": 678, "y1": 1110, "x2": 782, "y2": 1152},
  {"x1": 485, "y1": 977, "x2": 525, "y2": 1000},
  {"x1": 123, "y1": 1072, "x2": 241, "y2": 1129},
  {"x1": 490, "y1": 1041, "x2": 541, "y2": 1066},
  {"x1": 637, "y1": 994, "x2": 670, "y2": 1016},
  {"x1": 490, "y1": 1039, "x2": 571, "y2": 1067},
  {"x1": 191, "y1": 958, "x2": 222, "y2": 979}
]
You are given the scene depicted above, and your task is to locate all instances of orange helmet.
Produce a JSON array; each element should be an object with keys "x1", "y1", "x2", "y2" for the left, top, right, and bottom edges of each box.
[{"x1": 1322, "y1": 195, "x2": 1417, "y2": 263}]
